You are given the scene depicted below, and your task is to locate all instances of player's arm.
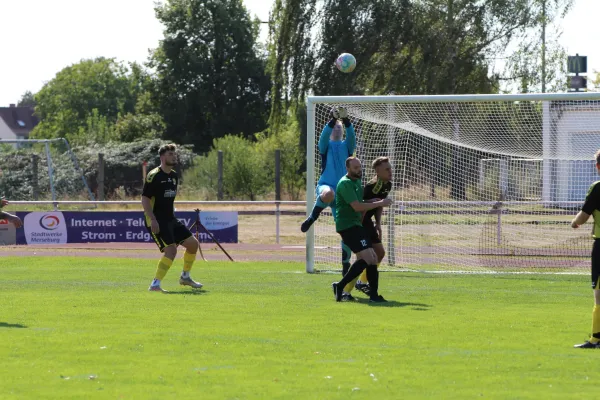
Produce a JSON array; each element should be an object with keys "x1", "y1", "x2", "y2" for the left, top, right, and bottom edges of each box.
[
  {"x1": 141, "y1": 175, "x2": 160, "y2": 233},
  {"x1": 375, "y1": 207, "x2": 383, "y2": 226},
  {"x1": 0, "y1": 198, "x2": 23, "y2": 228},
  {"x1": 350, "y1": 199, "x2": 391, "y2": 212},
  {"x1": 338, "y1": 183, "x2": 391, "y2": 212},
  {"x1": 572, "y1": 183, "x2": 600, "y2": 228},
  {"x1": 338, "y1": 107, "x2": 356, "y2": 155},
  {"x1": 318, "y1": 116, "x2": 337, "y2": 154}
]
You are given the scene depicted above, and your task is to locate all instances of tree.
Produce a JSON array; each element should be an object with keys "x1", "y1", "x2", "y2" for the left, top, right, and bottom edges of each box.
[
  {"x1": 31, "y1": 58, "x2": 143, "y2": 144},
  {"x1": 267, "y1": 0, "x2": 317, "y2": 130},
  {"x1": 17, "y1": 91, "x2": 36, "y2": 107},
  {"x1": 150, "y1": 0, "x2": 272, "y2": 153},
  {"x1": 502, "y1": 0, "x2": 573, "y2": 93},
  {"x1": 184, "y1": 135, "x2": 270, "y2": 200}
]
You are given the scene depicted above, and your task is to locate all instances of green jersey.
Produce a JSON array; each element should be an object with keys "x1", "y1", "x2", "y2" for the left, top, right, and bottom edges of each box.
[
  {"x1": 582, "y1": 180, "x2": 600, "y2": 239},
  {"x1": 335, "y1": 175, "x2": 364, "y2": 232}
]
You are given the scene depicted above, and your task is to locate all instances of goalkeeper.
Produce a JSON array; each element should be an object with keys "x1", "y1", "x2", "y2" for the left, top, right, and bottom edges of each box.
[
  {"x1": 571, "y1": 149, "x2": 600, "y2": 349},
  {"x1": 301, "y1": 106, "x2": 356, "y2": 272},
  {"x1": 0, "y1": 196, "x2": 23, "y2": 228}
]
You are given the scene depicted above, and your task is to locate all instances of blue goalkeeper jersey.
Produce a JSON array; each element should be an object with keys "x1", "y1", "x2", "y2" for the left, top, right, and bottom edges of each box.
[{"x1": 317, "y1": 123, "x2": 356, "y2": 188}]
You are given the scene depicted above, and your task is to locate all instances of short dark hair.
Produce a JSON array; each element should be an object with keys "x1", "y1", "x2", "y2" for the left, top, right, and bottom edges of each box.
[
  {"x1": 595, "y1": 149, "x2": 600, "y2": 164},
  {"x1": 159, "y1": 144, "x2": 177, "y2": 156},
  {"x1": 345, "y1": 156, "x2": 359, "y2": 168},
  {"x1": 372, "y1": 156, "x2": 390, "y2": 170}
]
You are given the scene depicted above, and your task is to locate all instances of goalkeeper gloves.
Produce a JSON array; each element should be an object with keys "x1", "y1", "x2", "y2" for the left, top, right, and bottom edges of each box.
[
  {"x1": 328, "y1": 108, "x2": 338, "y2": 127},
  {"x1": 329, "y1": 107, "x2": 351, "y2": 127},
  {"x1": 336, "y1": 107, "x2": 352, "y2": 127}
]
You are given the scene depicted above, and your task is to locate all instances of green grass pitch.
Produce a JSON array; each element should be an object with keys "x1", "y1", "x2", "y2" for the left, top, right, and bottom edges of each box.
[{"x1": 1, "y1": 256, "x2": 598, "y2": 399}]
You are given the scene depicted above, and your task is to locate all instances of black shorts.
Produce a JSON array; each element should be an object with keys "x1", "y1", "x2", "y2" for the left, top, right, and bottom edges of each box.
[
  {"x1": 592, "y1": 239, "x2": 600, "y2": 290},
  {"x1": 362, "y1": 218, "x2": 382, "y2": 245},
  {"x1": 146, "y1": 218, "x2": 193, "y2": 252},
  {"x1": 338, "y1": 225, "x2": 372, "y2": 254}
]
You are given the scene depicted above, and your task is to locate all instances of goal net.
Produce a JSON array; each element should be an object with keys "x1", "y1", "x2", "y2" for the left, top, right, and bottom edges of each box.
[
  {"x1": 0, "y1": 138, "x2": 94, "y2": 203},
  {"x1": 306, "y1": 93, "x2": 600, "y2": 274}
]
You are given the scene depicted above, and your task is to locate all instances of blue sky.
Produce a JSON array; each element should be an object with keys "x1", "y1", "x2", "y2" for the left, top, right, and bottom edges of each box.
[{"x1": 0, "y1": 0, "x2": 597, "y2": 106}]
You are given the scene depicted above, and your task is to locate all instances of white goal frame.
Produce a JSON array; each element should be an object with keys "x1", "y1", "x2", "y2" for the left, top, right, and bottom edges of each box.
[{"x1": 305, "y1": 92, "x2": 600, "y2": 273}]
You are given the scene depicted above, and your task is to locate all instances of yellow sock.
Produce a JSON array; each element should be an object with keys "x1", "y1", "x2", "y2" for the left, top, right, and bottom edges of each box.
[
  {"x1": 591, "y1": 304, "x2": 600, "y2": 344},
  {"x1": 154, "y1": 256, "x2": 173, "y2": 280},
  {"x1": 183, "y1": 251, "x2": 197, "y2": 272},
  {"x1": 359, "y1": 269, "x2": 368, "y2": 284},
  {"x1": 344, "y1": 276, "x2": 360, "y2": 293}
]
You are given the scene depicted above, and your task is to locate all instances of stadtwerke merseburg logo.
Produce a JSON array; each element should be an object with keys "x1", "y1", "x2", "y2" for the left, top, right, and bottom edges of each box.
[{"x1": 39, "y1": 214, "x2": 61, "y2": 230}]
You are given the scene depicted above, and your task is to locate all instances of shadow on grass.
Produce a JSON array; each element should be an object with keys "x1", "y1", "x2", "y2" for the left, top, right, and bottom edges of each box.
[
  {"x1": 352, "y1": 299, "x2": 432, "y2": 309},
  {"x1": 165, "y1": 290, "x2": 208, "y2": 296},
  {"x1": 0, "y1": 322, "x2": 27, "y2": 328}
]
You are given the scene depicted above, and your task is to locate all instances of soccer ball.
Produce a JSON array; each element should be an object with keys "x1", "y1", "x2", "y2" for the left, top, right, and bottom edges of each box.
[{"x1": 335, "y1": 53, "x2": 356, "y2": 73}]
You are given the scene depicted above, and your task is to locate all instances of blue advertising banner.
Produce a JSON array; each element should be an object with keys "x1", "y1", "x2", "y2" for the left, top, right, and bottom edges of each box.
[{"x1": 14, "y1": 211, "x2": 238, "y2": 245}]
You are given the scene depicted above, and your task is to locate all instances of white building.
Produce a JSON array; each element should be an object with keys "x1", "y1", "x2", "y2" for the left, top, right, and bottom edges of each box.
[{"x1": 542, "y1": 101, "x2": 600, "y2": 203}]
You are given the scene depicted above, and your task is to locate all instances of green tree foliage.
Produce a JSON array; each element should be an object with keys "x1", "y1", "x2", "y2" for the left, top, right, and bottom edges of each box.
[
  {"x1": 150, "y1": 0, "x2": 272, "y2": 153},
  {"x1": 268, "y1": 0, "x2": 573, "y2": 115},
  {"x1": 184, "y1": 135, "x2": 270, "y2": 200},
  {"x1": 267, "y1": 0, "x2": 317, "y2": 130},
  {"x1": 75, "y1": 140, "x2": 195, "y2": 199},
  {"x1": 17, "y1": 91, "x2": 36, "y2": 107},
  {"x1": 256, "y1": 120, "x2": 305, "y2": 200},
  {"x1": 31, "y1": 58, "x2": 143, "y2": 144},
  {"x1": 0, "y1": 140, "x2": 195, "y2": 201},
  {"x1": 502, "y1": 0, "x2": 573, "y2": 93}
]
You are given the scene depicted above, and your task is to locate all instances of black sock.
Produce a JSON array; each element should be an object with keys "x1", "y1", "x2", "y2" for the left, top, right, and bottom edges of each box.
[
  {"x1": 310, "y1": 206, "x2": 325, "y2": 221},
  {"x1": 338, "y1": 259, "x2": 368, "y2": 289},
  {"x1": 366, "y1": 265, "x2": 379, "y2": 298}
]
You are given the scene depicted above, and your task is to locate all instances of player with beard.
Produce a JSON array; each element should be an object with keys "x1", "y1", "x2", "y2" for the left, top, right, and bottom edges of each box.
[
  {"x1": 142, "y1": 144, "x2": 203, "y2": 293},
  {"x1": 343, "y1": 156, "x2": 393, "y2": 300},
  {"x1": 331, "y1": 157, "x2": 392, "y2": 303}
]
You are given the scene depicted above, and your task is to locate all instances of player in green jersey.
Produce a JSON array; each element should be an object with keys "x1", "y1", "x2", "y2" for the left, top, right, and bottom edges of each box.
[{"x1": 331, "y1": 157, "x2": 392, "y2": 303}]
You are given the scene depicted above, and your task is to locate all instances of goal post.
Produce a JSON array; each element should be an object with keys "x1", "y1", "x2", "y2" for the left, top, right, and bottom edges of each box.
[{"x1": 306, "y1": 92, "x2": 600, "y2": 274}]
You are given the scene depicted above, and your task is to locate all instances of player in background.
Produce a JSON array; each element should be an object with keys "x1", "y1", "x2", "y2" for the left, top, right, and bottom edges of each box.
[
  {"x1": 301, "y1": 107, "x2": 356, "y2": 274},
  {"x1": 332, "y1": 157, "x2": 392, "y2": 303},
  {"x1": 571, "y1": 149, "x2": 600, "y2": 348},
  {"x1": 342, "y1": 156, "x2": 393, "y2": 300},
  {"x1": 0, "y1": 196, "x2": 23, "y2": 228},
  {"x1": 142, "y1": 144, "x2": 202, "y2": 293}
]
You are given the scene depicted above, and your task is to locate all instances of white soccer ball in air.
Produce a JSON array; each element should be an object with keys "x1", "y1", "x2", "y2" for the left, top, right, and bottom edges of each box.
[{"x1": 335, "y1": 53, "x2": 357, "y2": 73}]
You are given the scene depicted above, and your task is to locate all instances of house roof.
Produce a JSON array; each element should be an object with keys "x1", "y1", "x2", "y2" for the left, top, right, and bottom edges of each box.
[{"x1": 0, "y1": 105, "x2": 39, "y2": 136}]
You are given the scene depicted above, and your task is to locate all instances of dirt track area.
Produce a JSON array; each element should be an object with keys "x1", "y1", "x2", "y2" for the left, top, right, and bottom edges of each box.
[{"x1": 0, "y1": 242, "x2": 307, "y2": 262}]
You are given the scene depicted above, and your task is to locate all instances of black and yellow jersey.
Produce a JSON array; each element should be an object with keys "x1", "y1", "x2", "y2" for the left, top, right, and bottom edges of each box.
[
  {"x1": 142, "y1": 167, "x2": 178, "y2": 222},
  {"x1": 582, "y1": 180, "x2": 600, "y2": 239},
  {"x1": 363, "y1": 178, "x2": 392, "y2": 221}
]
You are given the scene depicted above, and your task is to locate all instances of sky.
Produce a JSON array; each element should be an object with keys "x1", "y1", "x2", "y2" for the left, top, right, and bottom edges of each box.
[{"x1": 0, "y1": 0, "x2": 598, "y2": 106}]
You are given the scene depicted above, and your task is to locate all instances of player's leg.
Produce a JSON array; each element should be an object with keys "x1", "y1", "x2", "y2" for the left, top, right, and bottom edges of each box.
[
  {"x1": 174, "y1": 221, "x2": 203, "y2": 289},
  {"x1": 355, "y1": 220, "x2": 380, "y2": 294},
  {"x1": 332, "y1": 227, "x2": 375, "y2": 302},
  {"x1": 365, "y1": 252, "x2": 384, "y2": 303},
  {"x1": 575, "y1": 239, "x2": 600, "y2": 348},
  {"x1": 341, "y1": 241, "x2": 357, "y2": 300},
  {"x1": 147, "y1": 220, "x2": 176, "y2": 292},
  {"x1": 301, "y1": 185, "x2": 334, "y2": 232}
]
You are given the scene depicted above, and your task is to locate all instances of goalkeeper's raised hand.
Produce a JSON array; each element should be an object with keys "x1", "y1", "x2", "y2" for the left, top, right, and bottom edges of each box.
[{"x1": 337, "y1": 107, "x2": 352, "y2": 127}]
